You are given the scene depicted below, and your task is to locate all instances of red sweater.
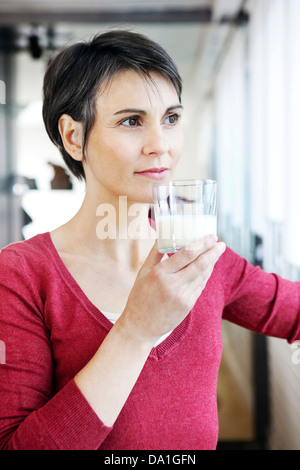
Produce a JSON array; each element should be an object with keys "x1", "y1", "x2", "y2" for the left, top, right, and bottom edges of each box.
[{"x1": 0, "y1": 232, "x2": 299, "y2": 450}]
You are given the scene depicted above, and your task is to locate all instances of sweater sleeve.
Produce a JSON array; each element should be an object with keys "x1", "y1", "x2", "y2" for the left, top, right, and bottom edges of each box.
[
  {"x1": 217, "y1": 246, "x2": 300, "y2": 343},
  {"x1": 0, "y1": 245, "x2": 112, "y2": 450}
]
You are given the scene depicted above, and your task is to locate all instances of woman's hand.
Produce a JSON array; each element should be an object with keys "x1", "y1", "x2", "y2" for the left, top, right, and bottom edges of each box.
[
  {"x1": 74, "y1": 234, "x2": 225, "y2": 427},
  {"x1": 120, "y1": 235, "x2": 226, "y2": 346}
]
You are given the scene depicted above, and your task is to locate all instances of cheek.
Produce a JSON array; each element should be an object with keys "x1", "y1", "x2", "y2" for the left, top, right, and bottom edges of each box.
[
  {"x1": 87, "y1": 133, "x2": 133, "y2": 170},
  {"x1": 104, "y1": 130, "x2": 140, "y2": 158},
  {"x1": 171, "y1": 130, "x2": 184, "y2": 160}
]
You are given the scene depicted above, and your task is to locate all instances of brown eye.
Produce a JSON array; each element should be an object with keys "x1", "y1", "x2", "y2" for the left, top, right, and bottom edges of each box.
[
  {"x1": 165, "y1": 113, "x2": 180, "y2": 125},
  {"x1": 122, "y1": 117, "x2": 139, "y2": 127}
]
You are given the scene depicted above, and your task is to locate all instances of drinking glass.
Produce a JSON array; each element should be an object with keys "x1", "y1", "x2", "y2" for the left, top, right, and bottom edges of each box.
[{"x1": 152, "y1": 179, "x2": 217, "y2": 253}]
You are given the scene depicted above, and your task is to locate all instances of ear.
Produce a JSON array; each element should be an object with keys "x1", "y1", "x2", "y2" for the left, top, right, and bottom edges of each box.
[{"x1": 58, "y1": 114, "x2": 84, "y2": 162}]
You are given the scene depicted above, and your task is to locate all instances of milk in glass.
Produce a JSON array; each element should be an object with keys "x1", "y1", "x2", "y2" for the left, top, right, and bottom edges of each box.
[{"x1": 157, "y1": 213, "x2": 217, "y2": 253}]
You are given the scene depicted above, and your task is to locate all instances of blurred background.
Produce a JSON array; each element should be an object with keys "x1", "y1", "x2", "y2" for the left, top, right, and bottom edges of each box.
[{"x1": 0, "y1": 0, "x2": 300, "y2": 450}]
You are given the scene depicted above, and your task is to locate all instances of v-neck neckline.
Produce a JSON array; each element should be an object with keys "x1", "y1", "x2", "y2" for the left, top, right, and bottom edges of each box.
[{"x1": 41, "y1": 232, "x2": 192, "y2": 361}]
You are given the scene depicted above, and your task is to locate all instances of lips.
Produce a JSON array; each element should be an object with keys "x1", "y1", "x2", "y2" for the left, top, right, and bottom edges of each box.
[{"x1": 135, "y1": 168, "x2": 169, "y2": 179}]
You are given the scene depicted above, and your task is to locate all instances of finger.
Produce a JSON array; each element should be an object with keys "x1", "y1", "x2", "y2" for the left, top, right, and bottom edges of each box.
[
  {"x1": 140, "y1": 240, "x2": 165, "y2": 271},
  {"x1": 181, "y1": 241, "x2": 226, "y2": 283},
  {"x1": 184, "y1": 234, "x2": 218, "y2": 251},
  {"x1": 162, "y1": 234, "x2": 219, "y2": 273},
  {"x1": 190, "y1": 264, "x2": 214, "y2": 295},
  {"x1": 176, "y1": 261, "x2": 216, "y2": 314}
]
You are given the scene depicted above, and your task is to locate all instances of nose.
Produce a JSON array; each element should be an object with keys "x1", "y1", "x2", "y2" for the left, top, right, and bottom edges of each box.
[{"x1": 142, "y1": 124, "x2": 170, "y2": 157}]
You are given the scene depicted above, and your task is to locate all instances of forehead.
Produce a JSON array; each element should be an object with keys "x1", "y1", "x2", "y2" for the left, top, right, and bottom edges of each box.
[{"x1": 96, "y1": 69, "x2": 180, "y2": 111}]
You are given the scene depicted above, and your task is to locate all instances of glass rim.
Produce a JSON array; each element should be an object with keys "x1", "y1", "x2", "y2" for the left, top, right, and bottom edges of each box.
[{"x1": 152, "y1": 179, "x2": 216, "y2": 187}]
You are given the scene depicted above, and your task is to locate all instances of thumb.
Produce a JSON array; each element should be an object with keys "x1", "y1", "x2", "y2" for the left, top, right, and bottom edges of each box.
[{"x1": 141, "y1": 240, "x2": 165, "y2": 271}]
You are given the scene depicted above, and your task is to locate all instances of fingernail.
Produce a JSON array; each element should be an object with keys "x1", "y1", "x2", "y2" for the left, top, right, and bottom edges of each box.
[{"x1": 217, "y1": 241, "x2": 226, "y2": 253}]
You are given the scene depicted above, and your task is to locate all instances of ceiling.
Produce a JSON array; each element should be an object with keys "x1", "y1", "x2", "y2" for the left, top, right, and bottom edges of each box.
[
  {"x1": 0, "y1": 0, "x2": 248, "y2": 23},
  {"x1": 0, "y1": 0, "x2": 212, "y2": 13},
  {"x1": 0, "y1": 0, "x2": 248, "y2": 129}
]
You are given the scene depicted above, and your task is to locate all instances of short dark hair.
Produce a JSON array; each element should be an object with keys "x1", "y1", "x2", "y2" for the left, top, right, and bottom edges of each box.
[{"x1": 42, "y1": 29, "x2": 182, "y2": 180}]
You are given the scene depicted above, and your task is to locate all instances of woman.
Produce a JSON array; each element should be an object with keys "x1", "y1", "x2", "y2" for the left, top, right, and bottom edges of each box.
[{"x1": 0, "y1": 30, "x2": 299, "y2": 451}]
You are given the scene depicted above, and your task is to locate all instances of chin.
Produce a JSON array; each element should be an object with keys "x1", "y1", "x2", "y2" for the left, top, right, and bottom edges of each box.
[
  {"x1": 124, "y1": 182, "x2": 153, "y2": 204},
  {"x1": 131, "y1": 195, "x2": 154, "y2": 205}
]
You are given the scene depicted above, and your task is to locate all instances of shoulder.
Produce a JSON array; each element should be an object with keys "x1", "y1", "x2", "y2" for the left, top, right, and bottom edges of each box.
[
  {"x1": 0, "y1": 232, "x2": 50, "y2": 260},
  {"x1": 0, "y1": 232, "x2": 52, "y2": 278},
  {"x1": 0, "y1": 234, "x2": 55, "y2": 316}
]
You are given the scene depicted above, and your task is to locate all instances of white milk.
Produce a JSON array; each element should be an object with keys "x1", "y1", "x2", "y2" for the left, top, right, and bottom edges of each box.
[{"x1": 157, "y1": 214, "x2": 217, "y2": 253}]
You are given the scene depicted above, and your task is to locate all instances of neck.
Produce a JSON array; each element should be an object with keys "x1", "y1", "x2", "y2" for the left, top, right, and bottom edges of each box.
[{"x1": 61, "y1": 187, "x2": 156, "y2": 270}]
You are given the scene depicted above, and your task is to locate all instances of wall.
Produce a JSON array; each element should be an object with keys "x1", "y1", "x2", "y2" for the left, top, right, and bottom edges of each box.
[
  {"x1": 249, "y1": 0, "x2": 300, "y2": 450},
  {"x1": 212, "y1": 23, "x2": 255, "y2": 422},
  {"x1": 0, "y1": 39, "x2": 24, "y2": 247},
  {"x1": 199, "y1": 0, "x2": 300, "y2": 449},
  {"x1": 0, "y1": 50, "x2": 9, "y2": 247}
]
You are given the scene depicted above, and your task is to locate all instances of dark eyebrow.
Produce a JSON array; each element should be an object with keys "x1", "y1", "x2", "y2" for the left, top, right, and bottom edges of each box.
[
  {"x1": 113, "y1": 108, "x2": 146, "y2": 116},
  {"x1": 113, "y1": 105, "x2": 183, "y2": 116},
  {"x1": 165, "y1": 105, "x2": 184, "y2": 113}
]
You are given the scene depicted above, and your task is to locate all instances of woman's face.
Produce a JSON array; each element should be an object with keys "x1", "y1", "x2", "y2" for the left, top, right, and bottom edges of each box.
[{"x1": 83, "y1": 69, "x2": 184, "y2": 204}]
